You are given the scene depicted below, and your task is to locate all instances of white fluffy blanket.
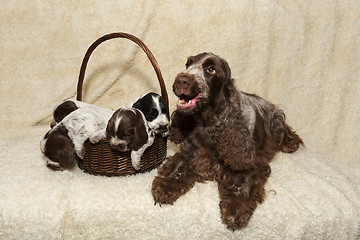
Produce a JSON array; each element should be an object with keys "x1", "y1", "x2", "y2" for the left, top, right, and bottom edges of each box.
[{"x1": 1, "y1": 1, "x2": 359, "y2": 239}]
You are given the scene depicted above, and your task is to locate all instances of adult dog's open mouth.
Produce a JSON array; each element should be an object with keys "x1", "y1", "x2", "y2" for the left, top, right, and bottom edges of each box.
[{"x1": 177, "y1": 93, "x2": 200, "y2": 109}]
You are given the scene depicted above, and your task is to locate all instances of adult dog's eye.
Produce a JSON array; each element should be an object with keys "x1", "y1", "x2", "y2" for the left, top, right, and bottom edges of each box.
[{"x1": 206, "y1": 67, "x2": 216, "y2": 75}]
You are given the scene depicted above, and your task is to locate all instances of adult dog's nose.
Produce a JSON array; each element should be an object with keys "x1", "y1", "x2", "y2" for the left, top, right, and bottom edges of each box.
[
  {"x1": 175, "y1": 73, "x2": 193, "y2": 85},
  {"x1": 174, "y1": 73, "x2": 193, "y2": 94}
]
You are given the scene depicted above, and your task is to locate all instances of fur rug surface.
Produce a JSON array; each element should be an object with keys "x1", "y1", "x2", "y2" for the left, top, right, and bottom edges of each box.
[{"x1": 1, "y1": 1, "x2": 359, "y2": 239}]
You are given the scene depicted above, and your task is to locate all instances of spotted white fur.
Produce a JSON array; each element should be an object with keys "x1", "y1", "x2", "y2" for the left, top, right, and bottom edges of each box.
[
  {"x1": 42, "y1": 103, "x2": 114, "y2": 159},
  {"x1": 42, "y1": 98, "x2": 159, "y2": 171}
]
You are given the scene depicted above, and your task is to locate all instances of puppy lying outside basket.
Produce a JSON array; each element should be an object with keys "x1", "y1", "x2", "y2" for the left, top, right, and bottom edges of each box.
[{"x1": 41, "y1": 32, "x2": 169, "y2": 177}]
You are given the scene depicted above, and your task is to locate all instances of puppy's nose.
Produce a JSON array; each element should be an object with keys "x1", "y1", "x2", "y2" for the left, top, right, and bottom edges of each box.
[
  {"x1": 158, "y1": 125, "x2": 169, "y2": 137},
  {"x1": 158, "y1": 125, "x2": 168, "y2": 131},
  {"x1": 109, "y1": 142, "x2": 117, "y2": 149}
]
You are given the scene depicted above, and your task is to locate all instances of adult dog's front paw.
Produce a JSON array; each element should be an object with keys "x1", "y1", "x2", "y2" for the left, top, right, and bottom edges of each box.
[
  {"x1": 219, "y1": 197, "x2": 253, "y2": 231},
  {"x1": 221, "y1": 209, "x2": 251, "y2": 231},
  {"x1": 151, "y1": 177, "x2": 184, "y2": 205}
]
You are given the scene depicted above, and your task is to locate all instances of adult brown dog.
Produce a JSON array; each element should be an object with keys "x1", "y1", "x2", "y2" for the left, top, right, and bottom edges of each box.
[{"x1": 152, "y1": 52, "x2": 303, "y2": 230}]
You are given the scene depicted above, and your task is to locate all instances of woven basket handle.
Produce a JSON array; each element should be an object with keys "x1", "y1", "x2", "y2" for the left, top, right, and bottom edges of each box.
[{"x1": 76, "y1": 32, "x2": 169, "y2": 108}]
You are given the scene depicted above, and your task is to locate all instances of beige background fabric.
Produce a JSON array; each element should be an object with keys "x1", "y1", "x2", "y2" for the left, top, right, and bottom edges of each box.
[{"x1": 1, "y1": 1, "x2": 359, "y2": 239}]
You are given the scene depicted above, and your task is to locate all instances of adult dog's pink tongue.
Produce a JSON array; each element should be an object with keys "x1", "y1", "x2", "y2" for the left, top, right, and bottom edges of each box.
[{"x1": 177, "y1": 94, "x2": 200, "y2": 109}]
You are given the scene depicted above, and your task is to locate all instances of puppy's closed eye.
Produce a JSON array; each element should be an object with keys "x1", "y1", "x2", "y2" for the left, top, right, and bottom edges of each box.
[
  {"x1": 123, "y1": 128, "x2": 135, "y2": 140},
  {"x1": 125, "y1": 128, "x2": 134, "y2": 136},
  {"x1": 150, "y1": 108, "x2": 159, "y2": 120}
]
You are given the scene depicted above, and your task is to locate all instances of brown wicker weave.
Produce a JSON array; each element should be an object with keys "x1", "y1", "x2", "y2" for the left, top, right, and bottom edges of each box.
[{"x1": 75, "y1": 32, "x2": 168, "y2": 176}]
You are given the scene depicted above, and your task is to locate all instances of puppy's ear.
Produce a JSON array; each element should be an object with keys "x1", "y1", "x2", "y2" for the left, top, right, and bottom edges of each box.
[
  {"x1": 133, "y1": 125, "x2": 148, "y2": 151},
  {"x1": 53, "y1": 100, "x2": 78, "y2": 123},
  {"x1": 106, "y1": 112, "x2": 118, "y2": 139},
  {"x1": 44, "y1": 131, "x2": 75, "y2": 170},
  {"x1": 56, "y1": 142, "x2": 76, "y2": 169},
  {"x1": 132, "y1": 99, "x2": 143, "y2": 112}
]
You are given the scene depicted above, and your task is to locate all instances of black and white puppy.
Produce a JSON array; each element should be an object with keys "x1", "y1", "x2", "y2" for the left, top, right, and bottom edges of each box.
[
  {"x1": 132, "y1": 92, "x2": 169, "y2": 137},
  {"x1": 106, "y1": 107, "x2": 155, "y2": 170},
  {"x1": 40, "y1": 100, "x2": 114, "y2": 170}
]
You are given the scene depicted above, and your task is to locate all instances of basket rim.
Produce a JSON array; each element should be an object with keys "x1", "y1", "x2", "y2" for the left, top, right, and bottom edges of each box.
[
  {"x1": 76, "y1": 32, "x2": 169, "y2": 110},
  {"x1": 78, "y1": 135, "x2": 167, "y2": 176}
]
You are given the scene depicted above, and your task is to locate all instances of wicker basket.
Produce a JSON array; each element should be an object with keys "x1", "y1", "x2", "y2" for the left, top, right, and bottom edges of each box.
[{"x1": 75, "y1": 32, "x2": 168, "y2": 177}]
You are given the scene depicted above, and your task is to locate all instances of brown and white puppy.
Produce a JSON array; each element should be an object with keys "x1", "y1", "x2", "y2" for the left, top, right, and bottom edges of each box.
[
  {"x1": 40, "y1": 102, "x2": 114, "y2": 171},
  {"x1": 40, "y1": 125, "x2": 76, "y2": 171},
  {"x1": 106, "y1": 107, "x2": 155, "y2": 170}
]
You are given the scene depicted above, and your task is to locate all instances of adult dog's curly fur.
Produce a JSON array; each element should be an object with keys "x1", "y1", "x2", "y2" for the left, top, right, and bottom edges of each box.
[{"x1": 151, "y1": 52, "x2": 303, "y2": 230}]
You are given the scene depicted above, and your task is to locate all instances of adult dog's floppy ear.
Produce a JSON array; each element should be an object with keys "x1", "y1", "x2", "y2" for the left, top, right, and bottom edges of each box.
[
  {"x1": 220, "y1": 57, "x2": 231, "y2": 81},
  {"x1": 210, "y1": 58, "x2": 235, "y2": 114}
]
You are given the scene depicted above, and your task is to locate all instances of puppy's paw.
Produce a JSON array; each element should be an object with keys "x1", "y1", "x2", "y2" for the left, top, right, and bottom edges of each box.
[
  {"x1": 46, "y1": 160, "x2": 65, "y2": 171},
  {"x1": 89, "y1": 131, "x2": 105, "y2": 144},
  {"x1": 75, "y1": 147, "x2": 85, "y2": 159},
  {"x1": 131, "y1": 151, "x2": 141, "y2": 170},
  {"x1": 132, "y1": 162, "x2": 141, "y2": 171}
]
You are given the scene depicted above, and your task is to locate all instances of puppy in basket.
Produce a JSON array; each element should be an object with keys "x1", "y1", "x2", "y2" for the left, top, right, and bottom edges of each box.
[
  {"x1": 41, "y1": 99, "x2": 114, "y2": 170},
  {"x1": 50, "y1": 93, "x2": 169, "y2": 137},
  {"x1": 41, "y1": 93, "x2": 169, "y2": 171},
  {"x1": 107, "y1": 92, "x2": 170, "y2": 169},
  {"x1": 106, "y1": 107, "x2": 155, "y2": 170},
  {"x1": 132, "y1": 92, "x2": 170, "y2": 137}
]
